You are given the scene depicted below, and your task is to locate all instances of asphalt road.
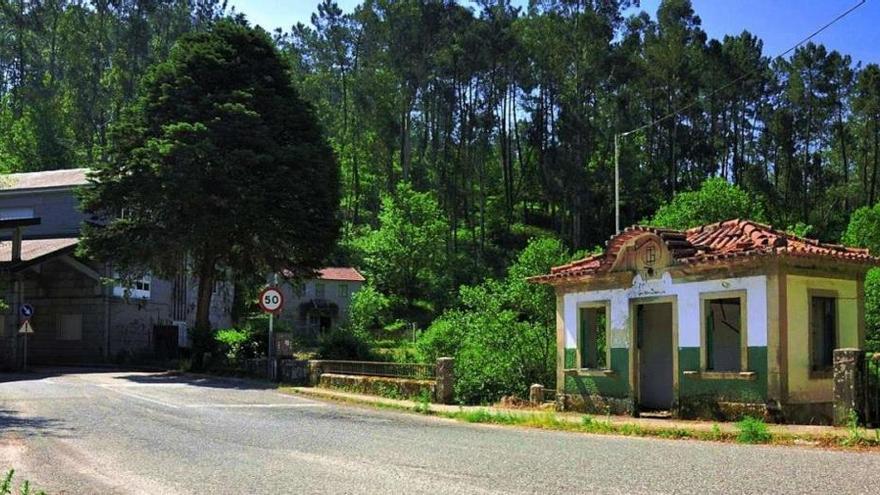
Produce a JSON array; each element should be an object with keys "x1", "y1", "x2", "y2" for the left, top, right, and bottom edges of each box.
[{"x1": 1, "y1": 369, "x2": 879, "y2": 495}]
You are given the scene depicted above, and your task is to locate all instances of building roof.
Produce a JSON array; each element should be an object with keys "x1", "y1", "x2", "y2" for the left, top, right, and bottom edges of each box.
[
  {"x1": 0, "y1": 237, "x2": 79, "y2": 266},
  {"x1": 315, "y1": 267, "x2": 365, "y2": 282},
  {"x1": 0, "y1": 168, "x2": 89, "y2": 192},
  {"x1": 282, "y1": 267, "x2": 366, "y2": 282},
  {"x1": 532, "y1": 219, "x2": 880, "y2": 284}
]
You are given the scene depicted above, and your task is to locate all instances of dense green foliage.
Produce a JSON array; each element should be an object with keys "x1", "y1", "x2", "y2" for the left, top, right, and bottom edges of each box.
[
  {"x1": 842, "y1": 204, "x2": 880, "y2": 254},
  {"x1": 842, "y1": 204, "x2": 880, "y2": 351},
  {"x1": 0, "y1": 0, "x2": 227, "y2": 171},
  {"x1": 865, "y1": 270, "x2": 880, "y2": 352},
  {"x1": 78, "y1": 21, "x2": 340, "y2": 366},
  {"x1": 351, "y1": 182, "x2": 450, "y2": 323},
  {"x1": 647, "y1": 178, "x2": 765, "y2": 229},
  {"x1": 6, "y1": 0, "x2": 880, "y2": 257},
  {"x1": 417, "y1": 238, "x2": 569, "y2": 403}
]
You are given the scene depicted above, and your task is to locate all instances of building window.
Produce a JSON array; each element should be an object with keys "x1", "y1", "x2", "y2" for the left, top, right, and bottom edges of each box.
[
  {"x1": 113, "y1": 273, "x2": 152, "y2": 299},
  {"x1": 315, "y1": 283, "x2": 325, "y2": 299},
  {"x1": 0, "y1": 207, "x2": 35, "y2": 220},
  {"x1": 701, "y1": 292, "x2": 747, "y2": 373},
  {"x1": 338, "y1": 283, "x2": 349, "y2": 298},
  {"x1": 578, "y1": 304, "x2": 608, "y2": 369},
  {"x1": 57, "y1": 314, "x2": 83, "y2": 341},
  {"x1": 810, "y1": 295, "x2": 837, "y2": 373}
]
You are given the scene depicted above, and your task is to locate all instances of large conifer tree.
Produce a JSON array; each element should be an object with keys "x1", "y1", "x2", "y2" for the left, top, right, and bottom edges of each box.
[{"x1": 79, "y1": 19, "x2": 340, "y2": 358}]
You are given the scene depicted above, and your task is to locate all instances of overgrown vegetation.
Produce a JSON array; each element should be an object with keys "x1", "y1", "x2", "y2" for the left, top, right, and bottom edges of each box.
[
  {"x1": 416, "y1": 238, "x2": 572, "y2": 404},
  {"x1": 212, "y1": 317, "x2": 274, "y2": 367}
]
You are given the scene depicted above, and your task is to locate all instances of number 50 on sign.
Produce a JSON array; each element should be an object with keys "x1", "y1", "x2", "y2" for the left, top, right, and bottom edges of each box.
[{"x1": 258, "y1": 287, "x2": 284, "y2": 313}]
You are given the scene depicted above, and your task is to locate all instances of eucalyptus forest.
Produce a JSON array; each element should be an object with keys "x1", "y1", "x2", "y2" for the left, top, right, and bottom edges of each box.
[{"x1": 3, "y1": 0, "x2": 880, "y2": 397}]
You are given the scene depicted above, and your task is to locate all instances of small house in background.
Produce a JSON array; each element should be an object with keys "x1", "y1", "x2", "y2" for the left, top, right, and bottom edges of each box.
[
  {"x1": 0, "y1": 169, "x2": 233, "y2": 368},
  {"x1": 531, "y1": 219, "x2": 878, "y2": 424},
  {"x1": 278, "y1": 267, "x2": 365, "y2": 340}
]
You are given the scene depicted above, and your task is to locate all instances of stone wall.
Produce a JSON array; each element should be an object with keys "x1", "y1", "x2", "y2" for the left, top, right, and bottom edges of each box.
[{"x1": 319, "y1": 373, "x2": 435, "y2": 400}]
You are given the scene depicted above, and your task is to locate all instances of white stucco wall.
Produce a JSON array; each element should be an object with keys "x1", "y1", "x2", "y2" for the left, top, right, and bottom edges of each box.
[{"x1": 562, "y1": 273, "x2": 768, "y2": 350}]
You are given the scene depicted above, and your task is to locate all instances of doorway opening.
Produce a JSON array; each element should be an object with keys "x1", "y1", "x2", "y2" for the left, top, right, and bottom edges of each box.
[{"x1": 636, "y1": 302, "x2": 674, "y2": 412}]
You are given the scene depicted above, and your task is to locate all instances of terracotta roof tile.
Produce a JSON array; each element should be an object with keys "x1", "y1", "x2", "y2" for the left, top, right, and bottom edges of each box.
[
  {"x1": 531, "y1": 219, "x2": 879, "y2": 284},
  {"x1": 282, "y1": 267, "x2": 365, "y2": 282},
  {"x1": 316, "y1": 267, "x2": 365, "y2": 282}
]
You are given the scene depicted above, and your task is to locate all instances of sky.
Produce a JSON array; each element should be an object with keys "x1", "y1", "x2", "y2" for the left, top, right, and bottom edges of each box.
[{"x1": 229, "y1": 0, "x2": 880, "y2": 64}]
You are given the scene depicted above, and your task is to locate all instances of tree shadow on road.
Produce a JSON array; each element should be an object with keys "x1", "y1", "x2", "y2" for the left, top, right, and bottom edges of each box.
[
  {"x1": 0, "y1": 408, "x2": 70, "y2": 439},
  {"x1": 0, "y1": 366, "x2": 163, "y2": 384},
  {"x1": 114, "y1": 372, "x2": 279, "y2": 391}
]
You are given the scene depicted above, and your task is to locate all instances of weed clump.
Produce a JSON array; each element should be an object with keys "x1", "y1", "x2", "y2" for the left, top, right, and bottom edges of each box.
[
  {"x1": 1, "y1": 469, "x2": 44, "y2": 495},
  {"x1": 735, "y1": 416, "x2": 772, "y2": 444}
]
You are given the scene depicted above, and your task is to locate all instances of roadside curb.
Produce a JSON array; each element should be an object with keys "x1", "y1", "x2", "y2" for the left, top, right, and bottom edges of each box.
[{"x1": 283, "y1": 386, "x2": 880, "y2": 449}]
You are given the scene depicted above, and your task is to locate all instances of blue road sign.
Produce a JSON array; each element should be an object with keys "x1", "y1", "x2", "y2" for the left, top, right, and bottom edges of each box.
[{"x1": 20, "y1": 304, "x2": 34, "y2": 319}]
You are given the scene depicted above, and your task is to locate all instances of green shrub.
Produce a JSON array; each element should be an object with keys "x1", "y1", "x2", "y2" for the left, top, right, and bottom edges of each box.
[
  {"x1": 211, "y1": 316, "x2": 275, "y2": 366},
  {"x1": 318, "y1": 327, "x2": 373, "y2": 360},
  {"x1": 349, "y1": 284, "x2": 392, "y2": 336},
  {"x1": 735, "y1": 416, "x2": 772, "y2": 444},
  {"x1": 215, "y1": 328, "x2": 250, "y2": 360}
]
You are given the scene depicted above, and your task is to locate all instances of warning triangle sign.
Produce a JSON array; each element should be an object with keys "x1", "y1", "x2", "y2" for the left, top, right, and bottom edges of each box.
[{"x1": 18, "y1": 320, "x2": 34, "y2": 334}]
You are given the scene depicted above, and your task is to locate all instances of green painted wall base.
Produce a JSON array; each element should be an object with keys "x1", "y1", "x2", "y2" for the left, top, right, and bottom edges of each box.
[
  {"x1": 561, "y1": 394, "x2": 634, "y2": 416},
  {"x1": 561, "y1": 346, "x2": 772, "y2": 421},
  {"x1": 563, "y1": 348, "x2": 629, "y2": 397}
]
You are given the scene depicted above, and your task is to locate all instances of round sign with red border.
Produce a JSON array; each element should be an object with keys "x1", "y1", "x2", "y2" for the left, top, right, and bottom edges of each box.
[{"x1": 258, "y1": 287, "x2": 284, "y2": 313}]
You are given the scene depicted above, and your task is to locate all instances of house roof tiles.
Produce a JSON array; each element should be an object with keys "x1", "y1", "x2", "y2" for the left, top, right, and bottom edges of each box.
[
  {"x1": 316, "y1": 267, "x2": 365, "y2": 282},
  {"x1": 532, "y1": 219, "x2": 879, "y2": 284},
  {"x1": 282, "y1": 267, "x2": 365, "y2": 282}
]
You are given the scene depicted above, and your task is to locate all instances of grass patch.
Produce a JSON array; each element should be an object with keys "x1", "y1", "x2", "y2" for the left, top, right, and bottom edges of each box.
[
  {"x1": 735, "y1": 416, "x2": 772, "y2": 444},
  {"x1": 413, "y1": 390, "x2": 432, "y2": 414},
  {"x1": 580, "y1": 415, "x2": 615, "y2": 434}
]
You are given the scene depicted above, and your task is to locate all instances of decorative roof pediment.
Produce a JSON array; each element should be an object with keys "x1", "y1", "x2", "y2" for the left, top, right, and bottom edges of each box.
[{"x1": 609, "y1": 232, "x2": 673, "y2": 277}]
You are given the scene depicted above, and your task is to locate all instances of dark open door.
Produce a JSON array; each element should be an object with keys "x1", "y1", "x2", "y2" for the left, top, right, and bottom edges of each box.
[{"x1": 637, "y1": 302, "x2": 674, "y2": 411}]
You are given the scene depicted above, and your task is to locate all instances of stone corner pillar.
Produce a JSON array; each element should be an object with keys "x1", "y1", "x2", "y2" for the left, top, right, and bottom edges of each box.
[
  {"x1": 435, "y1": 357, "x2": 455, "y2": 404},
  {"x1": 833, "y1": 348, "x2": 865, "y2": 426},
  {"x1": 529, "y1": 384, "x2": 544, "y2": 406},
  {"x1": 308, "y1": 360, "x2": 323, "y2": 387}
]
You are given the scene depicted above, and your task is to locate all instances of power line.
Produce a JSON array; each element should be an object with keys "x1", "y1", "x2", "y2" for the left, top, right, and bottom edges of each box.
[
  {"x1": 619, "y1": 0, "x2": 867, "y2": 138},
  {"x1": 613, "y1": 0, "x2": 868, "y2": 234}
]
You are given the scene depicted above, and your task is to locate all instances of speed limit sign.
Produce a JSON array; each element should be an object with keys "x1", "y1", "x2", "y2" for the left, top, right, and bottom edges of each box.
[{"x1": 258, "y1": 287, "x2": 284, "y2": 313}]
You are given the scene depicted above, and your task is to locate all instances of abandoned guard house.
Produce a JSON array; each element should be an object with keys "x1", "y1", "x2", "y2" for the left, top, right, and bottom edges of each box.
[{"x1": 531, "y1": 219, "x2": 878, "y2": 424}]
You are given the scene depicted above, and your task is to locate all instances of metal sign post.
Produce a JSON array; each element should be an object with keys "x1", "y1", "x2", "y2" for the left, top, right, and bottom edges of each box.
[
  {"x1": 258, "y1": 275, "x2": 284, "y2": 380},
  {"x1": 19, "y1": 319, "x2": 34, "y2": 371},
  {"x1": 18, "y1": 304, "x2": 35, "y2": 371}
]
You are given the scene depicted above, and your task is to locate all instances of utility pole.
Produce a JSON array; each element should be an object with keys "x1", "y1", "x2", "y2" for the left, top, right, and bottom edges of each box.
[{"x1": 614, "y1": 133, "x2": 620, "y2": 234}]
